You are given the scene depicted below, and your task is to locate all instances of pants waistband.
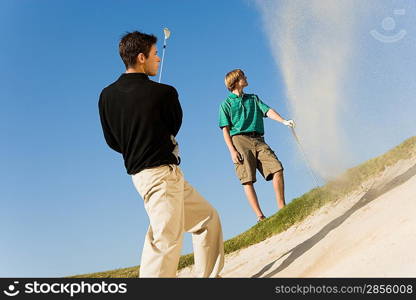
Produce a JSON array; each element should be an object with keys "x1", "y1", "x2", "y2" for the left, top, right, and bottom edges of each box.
[{"x1": 234, "y1": 132, "x2": 263, "y2": 138}]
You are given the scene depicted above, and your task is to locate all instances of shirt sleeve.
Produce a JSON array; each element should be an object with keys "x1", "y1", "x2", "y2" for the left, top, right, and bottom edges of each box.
[
  {"x1": 218, "y1": 102, "x2": 231, "y2": 128},
  {"x1": 164, "y1": 86, "x2": 183, "y2": 137},
  {"x1": 98, "y1": 91, "x2": 122, "y2": 153},
  {"x1": 255, "y1": 95, "x2": 271, "y2": 117}
]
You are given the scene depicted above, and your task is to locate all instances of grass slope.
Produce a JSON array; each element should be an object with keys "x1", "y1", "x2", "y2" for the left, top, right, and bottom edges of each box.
[{"x1": 70, "y1": 136, "x2": 416, "y2": 278}]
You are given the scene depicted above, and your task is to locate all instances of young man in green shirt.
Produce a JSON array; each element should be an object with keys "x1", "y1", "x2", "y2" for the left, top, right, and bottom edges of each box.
[{"x1": 219, "y1": 69, "x2": 295, "y2": 222}]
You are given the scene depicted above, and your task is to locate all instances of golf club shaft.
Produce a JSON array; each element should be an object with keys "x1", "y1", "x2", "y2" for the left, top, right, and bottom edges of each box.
[
  {"x1": 290, "y1": 127, "x2": 320, "y2": 188},
  {"x1": 158, "y1": 39, "x2": 167, "y2": 83}
]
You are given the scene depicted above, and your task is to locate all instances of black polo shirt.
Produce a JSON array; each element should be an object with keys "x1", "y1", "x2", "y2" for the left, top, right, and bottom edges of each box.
[{"x1": 98, "y1": 73, "x2": 182, "y2": 175}]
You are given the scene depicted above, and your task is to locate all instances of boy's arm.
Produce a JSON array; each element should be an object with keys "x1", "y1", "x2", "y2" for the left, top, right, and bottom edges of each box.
[
  {"x1": 222, "y1": 126, "x2": 243, "y2": 164},
  {"x1": 256, "y1": 95, "x2": 295, "y2": 127},
  {"x1": 266, "y1": 108, "x2": 295, "y2": 127},
  {"x1": 266, "y1": 108, "x2": 285, "y2": 123}
]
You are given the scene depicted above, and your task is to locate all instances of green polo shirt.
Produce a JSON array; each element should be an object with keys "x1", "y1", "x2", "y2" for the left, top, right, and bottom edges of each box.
[{"x1": 218, "y1": 93, "x2": 270, "y2": 136}]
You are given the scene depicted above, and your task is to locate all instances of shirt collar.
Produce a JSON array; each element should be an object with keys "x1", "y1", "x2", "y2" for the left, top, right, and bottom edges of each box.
[
  {"x1": 229, "y1": 92, "x2": 244, "y2": 99},
  {"x1": 119, "y1": 72, "x2": 150, "y2": 81}
]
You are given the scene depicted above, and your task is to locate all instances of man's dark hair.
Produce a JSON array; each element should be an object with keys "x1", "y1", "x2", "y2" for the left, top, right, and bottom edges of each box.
[{"x1": 119, "y1": 31, "x2": 157, "y2": 68}]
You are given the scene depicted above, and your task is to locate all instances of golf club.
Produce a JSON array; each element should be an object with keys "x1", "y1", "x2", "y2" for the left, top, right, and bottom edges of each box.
[
  {"x1": 158, "y1": 27, "x2": 171, "y2": 83},
  {"x1": 290, "y1": 126, "x2": 320, "y2": 188}
]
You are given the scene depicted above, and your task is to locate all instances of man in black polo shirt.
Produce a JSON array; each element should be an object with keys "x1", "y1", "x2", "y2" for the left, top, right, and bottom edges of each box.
[{"x1": 98, "y1": 31, "x2": 224, "y2": 277}]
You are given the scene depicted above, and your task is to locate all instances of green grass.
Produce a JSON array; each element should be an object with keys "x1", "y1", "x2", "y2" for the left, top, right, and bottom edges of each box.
[{"x1": 70, "y1": 136, "x2": 416, "y2": 278}]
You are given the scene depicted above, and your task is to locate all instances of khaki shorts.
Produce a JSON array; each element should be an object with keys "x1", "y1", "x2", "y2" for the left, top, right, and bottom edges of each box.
[{"x1": 231, "y1": 134, "x2": 283, "y2": 184}]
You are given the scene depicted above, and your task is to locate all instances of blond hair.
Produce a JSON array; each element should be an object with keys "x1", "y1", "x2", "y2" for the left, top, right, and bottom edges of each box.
[{"x1": 224, "y1": 69, "x2": 245, "y2": 91}]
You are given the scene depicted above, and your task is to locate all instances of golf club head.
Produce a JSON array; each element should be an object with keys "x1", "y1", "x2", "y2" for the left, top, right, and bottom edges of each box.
[{"x1": 163, "y1": 28, "x2": 171, "y2": 40}]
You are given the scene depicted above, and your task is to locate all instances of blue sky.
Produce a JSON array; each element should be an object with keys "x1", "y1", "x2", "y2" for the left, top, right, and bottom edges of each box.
[{"x1": 1, "y1": 0, "x2": 415, "y2": 277}]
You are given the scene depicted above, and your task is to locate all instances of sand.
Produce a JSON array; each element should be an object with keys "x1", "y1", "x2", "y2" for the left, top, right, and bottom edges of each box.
[{"x1": 177, "y1": 157, "x2": 416, "y2": 277}]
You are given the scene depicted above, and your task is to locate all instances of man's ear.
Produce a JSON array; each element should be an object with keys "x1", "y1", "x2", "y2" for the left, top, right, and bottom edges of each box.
[{"x1": 137, "y1": 53, "x2": 146, "y2": 64}]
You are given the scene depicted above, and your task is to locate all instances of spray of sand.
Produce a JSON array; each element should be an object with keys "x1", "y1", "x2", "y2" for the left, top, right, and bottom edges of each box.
[{"x1": 256, "y1": 0, "x2": 367, "y2": 180}]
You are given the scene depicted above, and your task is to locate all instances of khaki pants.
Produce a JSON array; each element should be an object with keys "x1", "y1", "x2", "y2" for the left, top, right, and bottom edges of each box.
[{"x1": 131, "y1": 164, "x2": 224, "y2": 277}]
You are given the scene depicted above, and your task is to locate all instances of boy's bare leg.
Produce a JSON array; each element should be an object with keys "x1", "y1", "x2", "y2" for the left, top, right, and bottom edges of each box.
[
  {"x1": 272, "y1": 170, "x2": 286, "y2": 209},
  {"x1": 243, "y1": 182, "x2": 264, "y2": 217}
]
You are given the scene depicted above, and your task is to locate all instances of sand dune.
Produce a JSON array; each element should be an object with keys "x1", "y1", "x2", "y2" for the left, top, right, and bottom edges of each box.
[{"x1": 178, "y1": 157, "x2": 416, "y2": 277}]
